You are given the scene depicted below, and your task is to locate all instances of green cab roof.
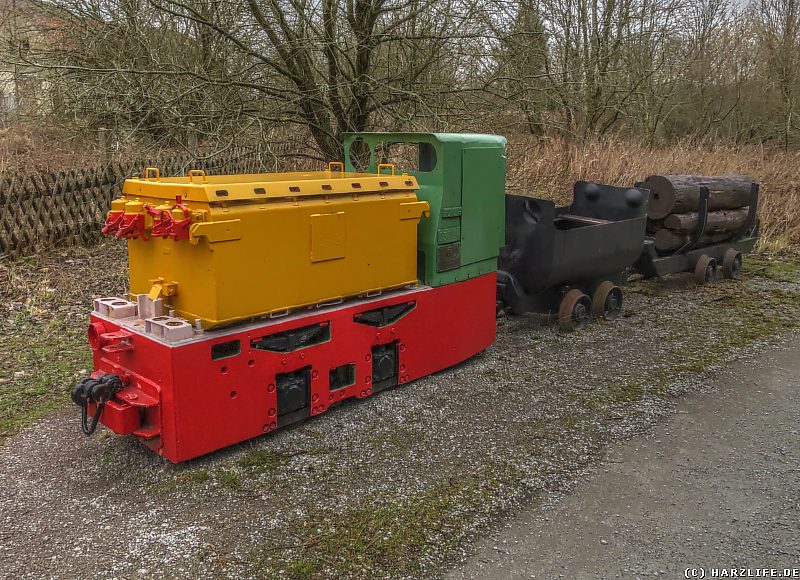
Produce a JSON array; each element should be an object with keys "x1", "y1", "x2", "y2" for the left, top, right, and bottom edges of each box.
[{"x1": 342, "y1": 132, "x2": 507, "y2": 147}]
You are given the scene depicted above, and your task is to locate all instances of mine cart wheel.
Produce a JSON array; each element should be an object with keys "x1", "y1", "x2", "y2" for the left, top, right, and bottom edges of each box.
[
  {"x1": 592, "y1": 281, "x2": 623, "y2": 321},
  {"x1": 722, "y1": 248, "x2": 743, "y2": 280},
  {"x1": 694, "y1": 255, "x2": 718, "y2": 285},
  {"x1": 558, "y1": 289, "x2": 592, "y2": 332},
  {"x1": 496, "y1": 300, "x2": 508, "y2": 318}
]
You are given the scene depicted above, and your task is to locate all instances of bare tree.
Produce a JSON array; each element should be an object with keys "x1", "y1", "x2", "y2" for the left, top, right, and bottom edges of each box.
[
  {"x1": 754, "y1": 0, "x2": 800, "y2": 147},
  {"x1": 4, "y1": 0, "x2": 800, "y2": 153},
  {"x1": 4, "y1": 0, "x2": 489, "y2": 159}
]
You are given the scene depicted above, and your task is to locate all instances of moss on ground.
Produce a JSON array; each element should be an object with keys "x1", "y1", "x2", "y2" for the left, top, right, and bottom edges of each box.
[
  {"x1": 251, "y1": 258, "x2": 800, "y2": 578},
  {"x1": 254, "y1": 475, "x2": 490, "y2": 579},
  {"x1": 2, "y1": 246, "x2": 800, "y2": 578},
  {"x1": 0, "y1": 317, "x2": 92, "y2": 439},
  {"x1": 176, "y1": 469, "x2": 211, "y2": 485},
  {"x1": 748, "y1": 255, "x2": 800, "y2": 282},
  {"x1": 235, "y1": 448, "x2": 328, "y2": 475},
  {"x1": 217, "y1": 470, "x2": 243, "y2": 490},
  {"x1": 0, "y1": 242, "x2": 126, "y2": 443}
]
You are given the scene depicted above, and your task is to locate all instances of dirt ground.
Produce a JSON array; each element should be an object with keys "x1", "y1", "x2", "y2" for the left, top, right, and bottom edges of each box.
[
  {"x1": 448, "y1": 337, "x2": 800, "y2": 579},
  {"x1": 0, "y1": 244, "x2": 799, "y2": 579}
]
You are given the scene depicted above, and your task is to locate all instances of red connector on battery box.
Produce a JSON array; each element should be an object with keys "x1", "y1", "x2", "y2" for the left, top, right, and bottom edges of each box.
[
  {"x1": 101, "y1": 210, "x2": 125, "y2": 236},
  {"x1": 144, "y1": 196, "x2": 192, "y2": 241}
]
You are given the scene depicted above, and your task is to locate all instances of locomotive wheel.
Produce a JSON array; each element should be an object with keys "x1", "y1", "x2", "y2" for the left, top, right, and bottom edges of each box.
[
  {"x1": 722, "y1": 248, "x2": 743, "y2": 279},
  {"x1": 558, "y1": 289, "x2": 592, "y2": 332},
  {"x1": 694, "y1": 255, "x2": 717, "y2": 285},
  {"x1": 591, "y1": 281, "x2": 623, "y2": 321}
]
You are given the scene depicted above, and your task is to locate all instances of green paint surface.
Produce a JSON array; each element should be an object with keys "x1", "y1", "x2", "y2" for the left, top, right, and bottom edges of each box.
[{"x1": 343, "y1": 133, "x2": 507, "y2": 286}]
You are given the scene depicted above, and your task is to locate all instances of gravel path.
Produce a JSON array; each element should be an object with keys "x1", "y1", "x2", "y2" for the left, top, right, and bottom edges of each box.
[
  {"x1": 448, "y1": 336, "x2": 800, "y2": 579},
  {"x1": 0, "y1": 252, "x2": 798, "y2": 579}
]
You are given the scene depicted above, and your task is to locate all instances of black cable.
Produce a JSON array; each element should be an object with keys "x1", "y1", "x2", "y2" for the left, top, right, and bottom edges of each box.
[
  {"x1": 80, "y1": 403, "x2": 105, "y2": 436},
  {"x1": 73, "y1": 373, "x2": 123, "y2": 436}
]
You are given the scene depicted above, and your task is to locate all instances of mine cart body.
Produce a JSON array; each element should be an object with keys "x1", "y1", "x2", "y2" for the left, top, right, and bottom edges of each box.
[
  {"x1": 633, "y1": 184, "x2": 759, "y2": 279},
  {"x1": 498, "y1": 181, "x2": 649, "y2": 314}
]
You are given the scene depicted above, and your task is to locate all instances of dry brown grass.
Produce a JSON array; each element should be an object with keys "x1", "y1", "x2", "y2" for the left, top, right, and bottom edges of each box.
[
  {"x1": 506, "y1": 135, "x2": 800, "y2": 254},
  {"x1": 1, "y1": 123, "x2": 797, "y2": 253},
  {"x1": 0, "y1": 121, "x2": 101, "y2": 174}
]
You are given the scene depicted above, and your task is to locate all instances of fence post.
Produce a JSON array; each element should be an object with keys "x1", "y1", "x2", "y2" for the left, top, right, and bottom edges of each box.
[{"x1": 98, "y1": 127, "x2": 111, "y2": 166}]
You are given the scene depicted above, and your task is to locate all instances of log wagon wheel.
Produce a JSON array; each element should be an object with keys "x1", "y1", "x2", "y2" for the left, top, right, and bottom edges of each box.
[
  {"x1": 694, "y1": 255, "x2": 718, "y2": 284},
  {"x1": 558, "y1": 289, "x2": 592, "y2": 332},
  {"x1": 722, "y1": 248, "x2": 743, "y2": 279},
  {"x1": 591, "y1": 281, "x2": 623, "y2": 321}
]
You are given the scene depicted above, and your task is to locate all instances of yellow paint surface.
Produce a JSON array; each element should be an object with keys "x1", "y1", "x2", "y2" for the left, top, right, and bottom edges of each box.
[{"x1": 116, "y1": 170, "x2": 429, "y2": 327}]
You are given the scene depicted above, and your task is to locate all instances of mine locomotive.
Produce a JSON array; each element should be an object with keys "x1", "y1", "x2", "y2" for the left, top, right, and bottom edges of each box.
[{"x1": 71, "y1": 133, "x2": 759, "y2": 462}]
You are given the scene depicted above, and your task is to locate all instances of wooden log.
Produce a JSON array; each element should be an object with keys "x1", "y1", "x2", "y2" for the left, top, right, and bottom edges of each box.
[
  {"x1": 663, "y1": 207, "x2": 749, "y2": 234},
  {"x1": 654, "y1": 228, "x2": 733, "y2": 253},
  {"x1": 646, "y1": 218, "x2": 664, "y2": 234},
  {"x1": 643, "y1": 174, "x2": 755, "y2": 219}
]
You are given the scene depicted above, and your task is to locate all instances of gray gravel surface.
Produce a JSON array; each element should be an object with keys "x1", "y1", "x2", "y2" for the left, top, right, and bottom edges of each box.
[
  {"x1": 448, "y1": 335, "x2": 800, "y2": 579},
  {"x1": 0, "y1": 258, "x2": 798, "y2": 579}
]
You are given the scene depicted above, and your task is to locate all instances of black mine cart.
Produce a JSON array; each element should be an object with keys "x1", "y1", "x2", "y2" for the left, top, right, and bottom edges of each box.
[
  {"x1": 497, "y1": 181, "x2": 650, "y2": 331},
  {"x1": 633, "y1": 184, "x2": 760, "y2": 284}
]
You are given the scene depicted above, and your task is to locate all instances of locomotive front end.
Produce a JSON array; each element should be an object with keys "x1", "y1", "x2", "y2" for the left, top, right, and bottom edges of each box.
[{"x1": 71, "y1": 133, "x2": 507, "y2": 462}]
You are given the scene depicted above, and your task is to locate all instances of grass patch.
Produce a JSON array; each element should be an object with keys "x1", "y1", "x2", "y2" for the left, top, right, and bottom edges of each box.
[
  {"x1": 217, "y1": 470, "x2": 243, "y2": 489},
  {"x1": 582, "y1": 267, "x2": 800, "y2": 412},
  {"x1": 149, "y1": 467, "x2": 213, "y2": 496},
  {"x1": 285, "y1": 558, "x2": 321, "y2": 580},
  {"x1": 254, "y1": 263, "x2": 800, "y2": 578},
  {"x1": 237, "y1": 449, "x2": 292, "y2": 473},
  {"x1": 0, "y1": 242, "x2": 126, "y2": 445},
  {"x1": 236, "y1": 447, "x2": 327, "y2": 479},
  {"x1": 0, "y1": 317, "x2": 92, "y2": 440},
  {"x1": 176, "y1": 469, "x2": 211, "y2": 485},
  {"x1": 255, "y1": 476, "x2": 489, "y2": 578},
  {"x1": 747, "y1": 255, "x2": 800, "y2": 282}
]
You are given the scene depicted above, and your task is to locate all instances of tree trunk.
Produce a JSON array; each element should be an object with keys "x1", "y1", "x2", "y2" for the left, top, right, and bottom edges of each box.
[
  {"x1": 654, "y1": 228, "x2": 733, "y2": 252},
  {"x1": 663, "y1": 207, "x2": 750, "y2": 234},
  {"x1": 643, "y1": 175, "x2": 755, "y2": 219}
]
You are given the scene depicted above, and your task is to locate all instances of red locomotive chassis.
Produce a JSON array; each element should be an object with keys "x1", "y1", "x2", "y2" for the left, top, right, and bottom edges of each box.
[{"x1": 86, "y1": 273, "x2": 496, "y2": 462}]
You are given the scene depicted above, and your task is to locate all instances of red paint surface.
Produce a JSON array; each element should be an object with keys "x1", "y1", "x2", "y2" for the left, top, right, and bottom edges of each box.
[{"x1": 89, "y1": 273, "x2": 497, "y2": 462}]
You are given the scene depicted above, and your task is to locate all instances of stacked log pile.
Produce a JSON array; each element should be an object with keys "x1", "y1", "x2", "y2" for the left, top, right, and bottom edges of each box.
[{"x1": 642, "y1": 174, "x2": 755, "y2": 252}]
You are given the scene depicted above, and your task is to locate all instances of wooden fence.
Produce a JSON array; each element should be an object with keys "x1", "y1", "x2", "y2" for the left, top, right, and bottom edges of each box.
[{"x1": 0, "y1": 151, "x2": 272, "y2": 259}]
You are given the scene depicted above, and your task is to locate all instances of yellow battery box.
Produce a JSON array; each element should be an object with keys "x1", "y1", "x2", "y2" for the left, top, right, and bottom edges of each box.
[{"x1": 108, "y1": 166, "x2": 429, "y2": 327}]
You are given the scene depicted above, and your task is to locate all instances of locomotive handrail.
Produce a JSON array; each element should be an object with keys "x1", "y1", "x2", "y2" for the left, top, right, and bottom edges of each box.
[
  {"x1": 143, "y1": 167, "x2": 161, "y2": 181},
  {"x1": 187, "y1": 169, "x2": 208, "y2": 184},
  {"x1": 377, "y1": 163, "x2": 396, "y2": 176},
  {"x1": 328, "y1": 162, "x2": 344, "y2": 177}
]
